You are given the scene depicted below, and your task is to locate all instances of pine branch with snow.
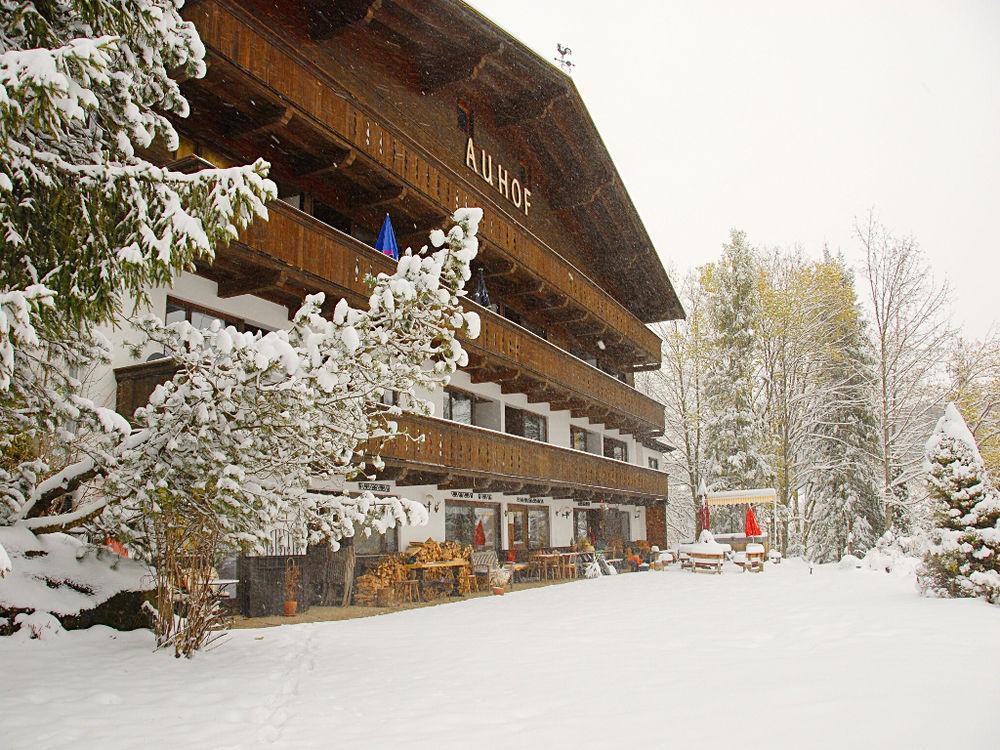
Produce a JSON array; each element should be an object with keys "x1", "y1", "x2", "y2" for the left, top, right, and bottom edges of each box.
[{"x1": 0, "y1": 0, "x2": 276, "y2": 533}]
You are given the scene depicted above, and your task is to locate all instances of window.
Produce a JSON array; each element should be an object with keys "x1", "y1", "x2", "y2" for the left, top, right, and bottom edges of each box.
[
  {"x1": 508, "y1": 505, "x2": 549, "y2": 550},
  {"x1": 445, "y1": 501, "x2": 500, "y2": 550},
  {"x1": 457, "y1": 101, "x2": 474, "y2": 136},
  {"x1": 573, "y1": 509, "x2": 594, "y2": 544},
  {"x1": 443, "y1": 388, "x2": 475, "y2": 425},
  {"x1": 648, "y1": 457, "x2": 660, "y2": 470},
  {"x1": 571, "y1": 426, "x2": 599, "y2": 454},
  {"x1": 505, "y1": 406, "x2": 547, "y2": 443},
  {"x1": 604, "y1": 437, "x2": 628, "y2": 463},
  {"x1": 355, "y1": 527, "x2": 399, "y2": 555},
  {"x1": 166, "y1": 298, "x2": 272, "y2": 337},
  {"x1": 166, "y1": 298, "x2": 240, "y2": 331}
]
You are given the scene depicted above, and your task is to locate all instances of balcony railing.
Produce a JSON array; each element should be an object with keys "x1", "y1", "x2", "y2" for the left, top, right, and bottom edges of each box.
[
  {"x1": 380, "y1": 415, "x2": 668, "y2": 500},
  {"x1": 229, "y1": 200, "x2": 664, "y2": 436},
  {"x1": 185, "y1": 0, "x2": 662, "y2": 368},
  {"x1": 113, "y1": 363, "x2": 668, "y2": 501}
]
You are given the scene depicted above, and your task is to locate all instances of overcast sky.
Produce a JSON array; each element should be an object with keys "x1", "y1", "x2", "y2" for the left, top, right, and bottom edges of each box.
[{"x1": 467, "y1": 0, "x2": 999, "y2": 339}]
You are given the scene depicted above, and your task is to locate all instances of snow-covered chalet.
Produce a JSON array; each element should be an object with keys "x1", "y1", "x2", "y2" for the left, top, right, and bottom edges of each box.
[{"x1": 107, "y1": 0, "x2": 684, "y2": 569}]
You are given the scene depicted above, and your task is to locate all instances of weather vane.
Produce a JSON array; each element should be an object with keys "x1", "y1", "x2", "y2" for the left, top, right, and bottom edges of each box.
[{"x1": 554, "y1": 43, "x2": 575, "y2": 73}]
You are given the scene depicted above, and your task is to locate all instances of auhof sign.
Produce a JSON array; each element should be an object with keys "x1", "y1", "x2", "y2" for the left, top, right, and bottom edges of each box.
[{"x1": 465, "y1": 137, "x2": 533, "y2": 216}]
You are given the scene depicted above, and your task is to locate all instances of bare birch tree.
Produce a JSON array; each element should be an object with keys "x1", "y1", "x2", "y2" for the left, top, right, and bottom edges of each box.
[{"x1": 857, "y1": 212, "x2": 954, "y2": 530}]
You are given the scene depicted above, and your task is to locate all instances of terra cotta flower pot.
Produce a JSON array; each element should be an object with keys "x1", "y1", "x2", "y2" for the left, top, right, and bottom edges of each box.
[{"x1": 283, "y1": 600, "x2": 298, "y2": 616}]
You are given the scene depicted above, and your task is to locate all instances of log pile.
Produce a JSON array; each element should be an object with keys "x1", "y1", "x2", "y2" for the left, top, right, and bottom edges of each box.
[
  {"x1": 352, "y1": 540, "x2": 474, "y2": 605},
  {"x1": 352, "y1": 554, "x2": 408, "y2": 607},
  {"x1": 408, "y1": 539, "x2": 473, "y2": 598}
]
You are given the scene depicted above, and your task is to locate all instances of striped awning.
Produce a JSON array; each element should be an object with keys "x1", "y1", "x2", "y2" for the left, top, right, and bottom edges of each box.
[{"x1": 706, "y1": 488, "x2": 777, "y2": 507}]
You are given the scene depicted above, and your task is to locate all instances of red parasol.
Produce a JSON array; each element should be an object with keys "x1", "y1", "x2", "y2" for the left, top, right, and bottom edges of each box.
[
  {"x1": 474, "y1": 519, "x2": 486, "y2": 546},
  {"x1": 745, "y1": 505, "x2": 762, "y2": 538},
  {"x1": 697, "y1": 500, "x2": 710, "y2": 534}
]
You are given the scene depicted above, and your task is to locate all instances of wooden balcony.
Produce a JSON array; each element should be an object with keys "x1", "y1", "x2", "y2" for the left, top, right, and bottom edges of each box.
[
  {"x1": 377, "y1": 415, "x2": 668, "y2": 502},
  {"x1": 202, "y1": 198, "x2": 664, "y2": 437},
  {"x1": 181, "y1": 0, "x2": 663, "y2": 370},
  {"x1": 112, "y1": 364, "x2": 668, "y2": 503}
]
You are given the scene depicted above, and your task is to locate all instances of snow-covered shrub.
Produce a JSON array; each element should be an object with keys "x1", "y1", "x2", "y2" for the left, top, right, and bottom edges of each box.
[
  {"x1": 0, "y1": 526, "x2": 152, "y2": 636},
  {"x1": 917, "y1": 404, "x2": 1000, "y2": 604}
]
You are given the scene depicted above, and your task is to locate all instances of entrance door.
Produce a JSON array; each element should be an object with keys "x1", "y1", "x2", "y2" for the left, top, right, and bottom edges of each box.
[{"x1": 507, "y1": 505, "x2": 550, "y2": 553}]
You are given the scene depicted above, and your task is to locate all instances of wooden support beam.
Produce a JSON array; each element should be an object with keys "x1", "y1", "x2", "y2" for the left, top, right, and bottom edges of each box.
[
  {"x1": 550, "y1": 173, "x2": 616, "y2": 211},
  {"x1": 480, "y1": 257, "x2": 516, "y2": 278},
  {"x1": 496, "y1": 88, "x2": 570, "y2": 128},
  {"x1": 531, "y1": 295, "x2": 573, "y2": 312},
  {"x1": 306, "y1": 0, "x2": 382, "y2": 40},
  {"x1": 419, "y1": 42, "x2": 504, "y2": 91},
  {"x1": 438, "y1": 475, "x2": 472, "y2": 491},
  {"x1": 231, "y1": 107, "x2": 293, "y2": 139},
  {"x1": 502, "y1": 279, "x2": 545, "y2": 298},
  {"x1": 349, "y1": 183, "x2": 408, "y2": 209},
  {"x1": 295, "y1": 148, "x2": 355, "y2": 179}
]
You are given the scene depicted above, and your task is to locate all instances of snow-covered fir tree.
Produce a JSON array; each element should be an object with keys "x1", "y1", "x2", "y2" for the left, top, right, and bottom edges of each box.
[
  {"x1": 804, "y1": 256, "x2": 883, "y2": 561},
  {"x1": 918, "y1": 403, "x2": 1000, "y2": 604},
  {"x1": 703, "y1": 230, "x2": 769, "y2": 529},
  {"x1": 0, "y1": 0, "x2": 275, "y2": 538}
]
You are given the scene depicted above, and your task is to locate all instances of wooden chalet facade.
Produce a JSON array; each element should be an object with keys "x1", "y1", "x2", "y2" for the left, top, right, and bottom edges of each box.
[{"x1": 109, "y1": 0, "x2": 683, "y2": 556}]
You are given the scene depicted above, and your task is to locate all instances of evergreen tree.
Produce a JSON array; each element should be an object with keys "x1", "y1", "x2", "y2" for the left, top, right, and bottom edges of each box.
[
  {"x1": 0, "y1": 1, "x2": 275, "y2": 523},
  {"x1": 703, "y1": 230, "x2": 769, "y2": 530},
  {"x1": 918, "y1": 403, "x2": 1000, "y2": 604},
  {"x1": 806, "y1": 255, "x2": 883, "y2": 561}
]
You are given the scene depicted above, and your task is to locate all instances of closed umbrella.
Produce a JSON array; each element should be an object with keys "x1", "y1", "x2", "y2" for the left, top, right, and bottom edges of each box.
[
  {"x1": 474, "y1": 519, "x2": 486, "y2": 547},
  {"x1": 374, "y1": 213, "x2": 399, "y2": 260},
  {"x1": 698, "y1": 498, "x2": 710, "y2": 535},
  {"x1": 745, "y1": 505, "x2": 762, "y2": 538}
]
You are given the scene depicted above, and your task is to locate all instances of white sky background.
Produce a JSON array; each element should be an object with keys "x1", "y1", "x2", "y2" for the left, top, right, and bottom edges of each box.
[{"x1": 466, "y1": 0, "x2": 1000, "y2": 339}]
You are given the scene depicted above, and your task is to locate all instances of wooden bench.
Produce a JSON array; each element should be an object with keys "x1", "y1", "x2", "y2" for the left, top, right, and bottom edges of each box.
[{"x1": 689, "y1": 551, "x2": 724, "y2": 574}]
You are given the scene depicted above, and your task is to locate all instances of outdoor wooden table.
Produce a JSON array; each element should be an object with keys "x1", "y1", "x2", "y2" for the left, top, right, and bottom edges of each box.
[
  {"x1": 556, "y1": 551, "x2": 579, "y2": 579},
  {"x1": 533, "y1": 553, "x2": 564, "y2": 580},
  {"x1": 404, "y1": 559, "x2": 470, "y2": 599}
]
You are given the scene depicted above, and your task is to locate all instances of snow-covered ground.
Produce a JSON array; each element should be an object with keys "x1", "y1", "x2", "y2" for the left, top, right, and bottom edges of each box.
[{"x1": 2, "y1": 560, "x2": 998, "y2": 749}]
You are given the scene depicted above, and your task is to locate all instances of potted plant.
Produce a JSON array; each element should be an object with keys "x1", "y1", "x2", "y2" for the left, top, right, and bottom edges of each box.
[{"x1": 283, "y1": 561, "x2": 300, "y2": 617}]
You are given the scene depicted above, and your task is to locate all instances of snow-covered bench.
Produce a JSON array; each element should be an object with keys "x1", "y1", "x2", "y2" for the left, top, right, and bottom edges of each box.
[
  {"x1": 679, "y1": 531, "x2": 732, "y2": 575},
  {"x1": 745, "y1": 543, "x2": 765, "y2": 572}
]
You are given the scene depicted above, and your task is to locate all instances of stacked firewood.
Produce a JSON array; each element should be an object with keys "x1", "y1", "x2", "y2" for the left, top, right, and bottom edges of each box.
[
  {"x1": 407, "y1": 539, "x2": 473, "y2": 598},
  {"x1": 407, "y1": 539, "x2": 471, "y2": 564},
  {"x1": 352, "y1": 554, "x2": 408, "y2": 607}
]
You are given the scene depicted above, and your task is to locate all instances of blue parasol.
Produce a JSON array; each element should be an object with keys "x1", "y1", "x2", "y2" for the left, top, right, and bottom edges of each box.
[{"x1": 374, "y1": 213, "x2": 399, "y2": 260}]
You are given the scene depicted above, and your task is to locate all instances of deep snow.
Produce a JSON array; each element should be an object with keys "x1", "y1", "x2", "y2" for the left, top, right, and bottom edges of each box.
[{"x1": 2, "y1": 560, "x2": 998, "y2": 749}]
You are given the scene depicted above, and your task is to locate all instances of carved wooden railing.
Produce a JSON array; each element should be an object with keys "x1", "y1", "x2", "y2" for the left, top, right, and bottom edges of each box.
[
  {"x1": 113, "y1": 364, "x2": 668, "y2": 499},
  {"x1": 385, "y1": 415, "x2": 668, "y2": 498},
  {"x1": 236, "y1": 200, "x2": 664, "y2": 435},
  {"x1": 186, "y1": 0, "x2": 662, "y2": 367}
]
